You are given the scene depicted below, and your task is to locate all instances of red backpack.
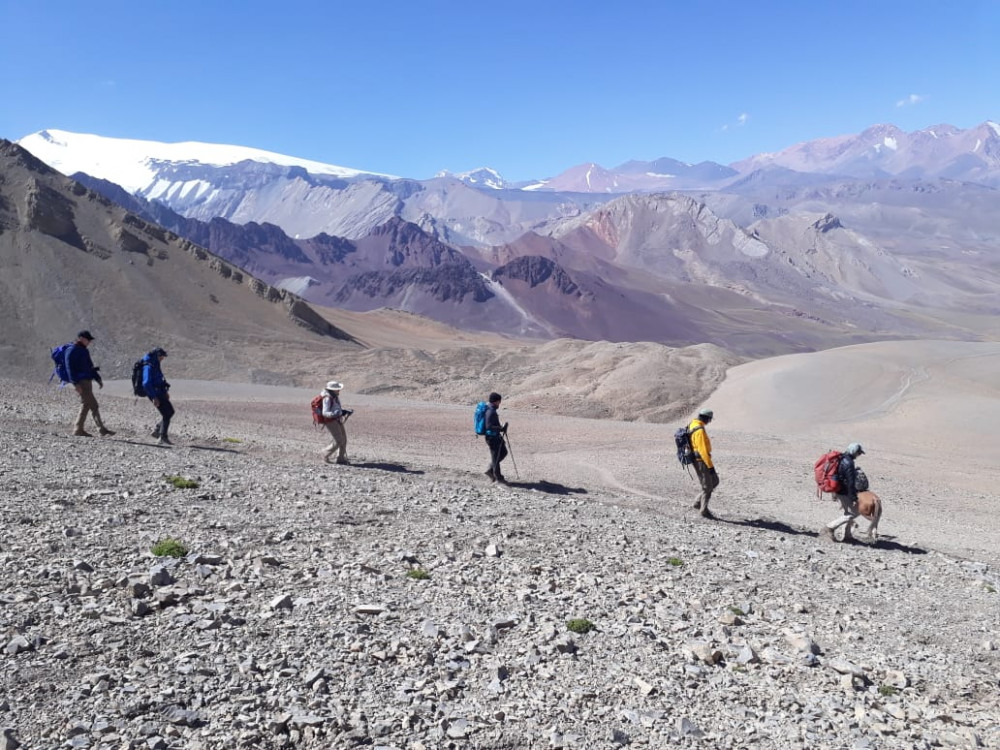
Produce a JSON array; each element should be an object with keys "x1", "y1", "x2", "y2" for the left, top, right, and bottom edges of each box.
[
  {"x1": 814, "y1": 450, "x2": 842, "y2": 497},
  {"x1": 311, "y1": 394, "x2": 334, "y2": 425}
]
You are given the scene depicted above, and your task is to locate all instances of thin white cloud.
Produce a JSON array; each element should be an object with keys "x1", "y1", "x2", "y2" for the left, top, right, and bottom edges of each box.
[
  {"x1": 895, "y1": 93, "x2": 924, "y2": 108},
  {"x1": 719, "y1": 113, "x2": 749, "y2": 132}
]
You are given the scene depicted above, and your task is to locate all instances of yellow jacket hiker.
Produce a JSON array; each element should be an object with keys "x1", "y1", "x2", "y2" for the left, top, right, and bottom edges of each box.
[{"x1": 688, "y1": 409, "x2": 719, "y2": 518}]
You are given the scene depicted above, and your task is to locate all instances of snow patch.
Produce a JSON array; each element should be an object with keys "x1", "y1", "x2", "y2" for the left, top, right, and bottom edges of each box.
[
  {"x1": 883, "y1": 137, "x2": 898, "y2": 151},
  {"x1": 15, "y1": 128, "x2": 395, "y2": 193},
  {"x1": 974, "y1": 139, "x2": 982, "y2": 152},
  {"x1": 479, "y1": 273, "x2": 546, "y2": 330},
  {"x1": 988, "y1": 121, "x2": 1000, "y2": 137},
  {"x1": 275, "y1": 276, "x2": 318, "y2": 296}
]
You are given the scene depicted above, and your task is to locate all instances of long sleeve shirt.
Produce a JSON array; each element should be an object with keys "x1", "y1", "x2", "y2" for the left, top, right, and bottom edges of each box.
[
  {"x1": 322, "y1": 393, "x2": 344, "y2": 421},
  {"x1": 687, "y1": 418, "x2": 713, "y2": 469}
]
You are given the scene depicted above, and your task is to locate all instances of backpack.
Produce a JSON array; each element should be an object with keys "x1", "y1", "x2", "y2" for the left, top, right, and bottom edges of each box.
[
  {"x1": 131, "y1": 359, "x2": 147, "y2": 397},
  {"x1": 814, "y1": 450, "x2": 843, "y2": 497},
  {"x1": 311, "y1": 394, "x2": 334, "y2": 425},
  {"x1": 674, "y1": 424, "x2": 703, "y2": 467},
  {"x1": 474, "y1": 401, "x2": 489, "y2": 436},
  {"x1": 854, "y1": 466, "x2": 869, "y2": 493},
  {"x1": 50, "y1": 343, "x2": 73, "y2": 385}
]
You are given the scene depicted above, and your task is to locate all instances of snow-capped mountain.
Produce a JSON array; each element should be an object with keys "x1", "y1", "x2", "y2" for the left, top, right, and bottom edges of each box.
[
  {"x1": 16, "y1": 129, "x2": 395, "y2": 194},
  {"x1": 732, "y1": 121, "x2": 1000, "y2": 184},
  {"x1": 435, "y1": 167, "x2": 508, "y2": 190}
]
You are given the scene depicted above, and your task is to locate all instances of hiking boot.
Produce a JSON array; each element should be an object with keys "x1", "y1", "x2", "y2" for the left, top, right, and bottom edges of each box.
[
  {"x1": 336, "y1": 457, "x2": 350, "y2": 465},
  {"x1": 485, "y1": 468, "x2": 496, "y2": 481},
  {"x1": 157, "y1": 436, "x2": 173, "y2": 447},
  {"x1": 151, "y1": 428, "x2": 161, "y2": 439},
  {"x1": 73, "y1": 429, "x2": 93, "y2": 437},
  {"x1": 692, "y1": 501, "x2": 702, "y2": 510},
  {"x1": 495, "y1": 476, "x2": 508, "y2": 486},
  {"x1": 820, "y1": 527, "x2": 835, "y2": 542},
  {"x1": 700, "y1": 508, "x2": 715, "y2": 519},
  {"x1": 98, "y1": 427, "x2": 116, "y2": 436}
]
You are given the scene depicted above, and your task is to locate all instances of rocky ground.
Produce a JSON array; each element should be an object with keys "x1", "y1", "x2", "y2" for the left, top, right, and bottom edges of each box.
[{"x1": 1, "y1": 379, "x2": 998, "y2": 749}]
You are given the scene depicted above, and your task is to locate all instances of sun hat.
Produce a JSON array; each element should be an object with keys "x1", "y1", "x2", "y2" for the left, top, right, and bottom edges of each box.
[
  {"x1": 325, "y1": 381, "x2": 344, "y2": 391},
  {"x1": 846, "y1": 442, "x2": 865, "y2": 456},
  {"x1": 698, "y1": 408, "x2": 714, "y2": 419}
]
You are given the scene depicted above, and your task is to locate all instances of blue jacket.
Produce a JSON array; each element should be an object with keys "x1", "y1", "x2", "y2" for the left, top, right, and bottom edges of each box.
[
  {"x1": 66, "y1": 343, "x2": 100, "y2": 384},
  {"x1": 141, "y1": 353, "x2": 169, "y2": 400}
]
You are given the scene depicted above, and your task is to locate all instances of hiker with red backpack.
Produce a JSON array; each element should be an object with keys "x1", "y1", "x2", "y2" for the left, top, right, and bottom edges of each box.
[
  {"x1": 315, "y1": 381, "x2": 352, "y2": 464},
  {"x1": 820, "y1": 442, "x2": 865, "y2": 542}
]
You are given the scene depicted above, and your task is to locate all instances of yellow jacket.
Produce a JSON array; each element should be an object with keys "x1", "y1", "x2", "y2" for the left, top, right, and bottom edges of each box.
[{"x1": 688, "y1": 418, "x2": 713, "y2": 469}]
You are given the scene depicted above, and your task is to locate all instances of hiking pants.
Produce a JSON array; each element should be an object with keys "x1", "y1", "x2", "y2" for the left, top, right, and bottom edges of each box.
[
  {"x1": 693, "y1": 459, "x2": 719, "y2": 511},
  {"x1": 486, "y1": 434, "x2": 508, "y2": 480},
  {"x1": 152, "y1": 396, "x2": 175, "y2": 439},
  {"x1": 74, "y1": 379, "x2": 106, "y2": 431},
  {"x1": 826, "y1": 493, "x2": 859, "y2": 536},
  {"x1": 324, "y1": 419, "x2": 347, "y2": 461}
]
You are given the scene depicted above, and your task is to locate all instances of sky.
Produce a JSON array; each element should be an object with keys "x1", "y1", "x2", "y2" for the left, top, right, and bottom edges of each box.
[{"x1": 2, "y1": 0, "x2": 999, "y2": 182}]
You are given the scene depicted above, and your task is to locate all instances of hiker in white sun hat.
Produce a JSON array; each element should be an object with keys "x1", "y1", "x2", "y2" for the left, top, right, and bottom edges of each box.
[{"x1": 319, "y1": 380, "x2": 352, "y2": 464}]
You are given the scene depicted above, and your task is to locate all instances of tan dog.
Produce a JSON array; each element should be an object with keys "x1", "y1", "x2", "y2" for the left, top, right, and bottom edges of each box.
[{"x1": 856, "y1": 490, "x2": 883, "y2": 542}]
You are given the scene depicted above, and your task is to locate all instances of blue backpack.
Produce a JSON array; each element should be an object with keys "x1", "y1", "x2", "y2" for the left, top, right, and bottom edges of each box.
[
  {"x1": 50, "y1": 343, "x2": 73, "y2": 385},
  {"x1": 474, "y1": 401, "x2": 489, "y2": 436}
]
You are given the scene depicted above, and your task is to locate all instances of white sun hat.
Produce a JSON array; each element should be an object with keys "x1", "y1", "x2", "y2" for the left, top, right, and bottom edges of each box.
[{"x1": 325, "y1": 381, "x2": 344, "y2": 391}]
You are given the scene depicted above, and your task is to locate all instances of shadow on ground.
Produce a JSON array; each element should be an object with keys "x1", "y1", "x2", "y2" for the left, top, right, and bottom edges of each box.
[
  {"x1": 718, "y1": 517, "x2": 928, "y2": 555},
  {"x1": 506, "y1": 479, "x2": 588, "y2": 495},
  {"x1": 350, "y1": 461, "x2": 425, "y2": 475}
]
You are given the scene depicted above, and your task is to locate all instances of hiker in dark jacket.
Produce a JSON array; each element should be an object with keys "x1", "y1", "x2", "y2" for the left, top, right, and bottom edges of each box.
[
  {"x1": 689, "y1": 408, "x2": 718, "y2": 518},
  {"x1": 142, "y1": 348, "x2": 174, "y2": 446},
  {"x1": 66, "y1": 330, "x2": 114, "y2": 437},
  {"x1": 483, "y1": 392, "x2": 509, "y2": 485},
  {"x1": 821, "y1": 442, "x2": 865, "y2": 542}
]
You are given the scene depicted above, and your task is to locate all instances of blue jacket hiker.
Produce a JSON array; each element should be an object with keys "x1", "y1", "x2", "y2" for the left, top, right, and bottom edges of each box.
[
  {"x1": 142, "y1": 348, "x2": 174, "y2": 446},
  {"x1": 483, "y1": 392, "x2": 509, "y2": 485},
  {"x1": 65, "y1": 330, "x2": 114, "y2": 437}
]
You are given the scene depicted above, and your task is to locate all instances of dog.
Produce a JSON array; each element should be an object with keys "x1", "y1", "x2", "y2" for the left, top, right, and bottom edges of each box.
[{"x1": 855, "y1": 490, "x2": 883, "y2": 543}]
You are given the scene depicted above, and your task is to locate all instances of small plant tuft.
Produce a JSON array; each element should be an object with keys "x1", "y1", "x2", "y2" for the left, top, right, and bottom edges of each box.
[
  {"x1": 222, "y1": 437, "x2": 242, "y2": 444},
  {"x1": 165, "y1": 475, "x2": 199, "y2": 489},
  {"x1": 406, "y1": 568, "x2": 431, "y2": 580},
  {"x1": 985, "y1": 584, "x2": 997, "y2": 594},
  {"x1": 666, "y1": 557, "x2": 684, "y2": 567},
  {"x1": 728, "y1": 605, "x2": 746, "y2": 616},
  {"x1": 151, "y1": 537, "x2": 188, "y2": 558},
  {"x1": 567, "y1": 618, "x2": 595, "y2": 634},
  {"x1": 878, "y1": 684, "x2": 899, "y2": 697}
]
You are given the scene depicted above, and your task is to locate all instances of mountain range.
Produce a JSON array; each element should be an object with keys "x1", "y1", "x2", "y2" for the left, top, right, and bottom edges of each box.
[{"x1": 11, "y1": 123, "x2": 1000, "y2": 357}]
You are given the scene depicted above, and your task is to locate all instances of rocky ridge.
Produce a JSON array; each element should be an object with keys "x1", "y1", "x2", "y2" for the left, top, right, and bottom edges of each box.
[{"x1": 1, "y1": 380, "x2": 997, "y2": 749}]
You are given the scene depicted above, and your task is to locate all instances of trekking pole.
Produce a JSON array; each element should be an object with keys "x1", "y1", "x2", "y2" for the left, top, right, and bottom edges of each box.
[{"x1": 504, "y1": 431, "x2": 520, "y2": 479}]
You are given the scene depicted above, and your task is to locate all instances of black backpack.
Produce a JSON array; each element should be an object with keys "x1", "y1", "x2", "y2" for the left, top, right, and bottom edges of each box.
[
  {"x1": 674, "y1": 424, "x2": 704, "y2": 467},
  {"x1": 131, "y1": 359, "x2": 147, "y2": 397}
]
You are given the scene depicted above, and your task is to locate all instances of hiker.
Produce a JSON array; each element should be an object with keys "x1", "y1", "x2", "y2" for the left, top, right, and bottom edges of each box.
[
  {"x1": 821, "y1": 442, "x2": 865, "y2": 542},
  {"x1": 142, "y1": 348, "x2": 174, "y2": 446},
  {"x1": 689, "y1": 408, "x2": 718, "y2": 518},
  {"x1": 65, "y1": 331, "x2": 114, "y2": 437},
  {"x1": 483, "y1": 392, "x2": 509, "y2": 485},
  {"x1": 320, "y1": 381, "x2": 352, "y2": 464}
]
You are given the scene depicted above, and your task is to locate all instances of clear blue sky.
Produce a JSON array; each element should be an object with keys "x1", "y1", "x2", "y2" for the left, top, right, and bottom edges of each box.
[{"x1": 2, "y1": 0, "x2": 998, "y2": 181}]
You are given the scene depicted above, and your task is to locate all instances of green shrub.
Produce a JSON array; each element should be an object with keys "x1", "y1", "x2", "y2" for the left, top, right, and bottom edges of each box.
[
  {"x1": 222, "y1": 437, "x2": 242, "y2": 444},
  {"x1": 728, "y1": 605, "x2": 746, "y2": 616},
  {"x1": 567, "y1": 618, "x2": 595, "y2": 634},
  {"x1": 406, "y1": 568, "x2": 430, "y2": 580},
  {"x1": 165, "y1": 475, "x2": 199, "y2": 489},
  {"x1": 151, "y1": 538, "x2": 188, "y2": 558},
  {"x1": 667, "y1": 557, "x2": 684, "y2": 567},
  {"x1": 878, "y1": 685, "x2": 899, "y2": 697},
  {"x1": 985, "y1": 584, "x2": 997, "y2": 594}
]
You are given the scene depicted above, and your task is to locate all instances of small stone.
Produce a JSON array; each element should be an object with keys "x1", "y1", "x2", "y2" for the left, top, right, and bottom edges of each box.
[
  {"x1": 446, "y1": 719, "x2": 471, "y2": 739},
  {"x1": 269, "y1": 594, "x2": 294, "y2": 611},
  {"x1": 354, "y1": 604, "x2": 386, "y2": 615},
  {"x1": 5, "y1": 636, "x2": 31, "y2": 656},
  {"x1": 736, "y1": 644, "x2": 760, "y2": 665},
  {"x1": 634, "y1": 677, "x2": 655, "y2": 696},
  {"x1": 72, "y1": 560, "x2": 95, "y2": 572},
  {"x1": 148, "y1": 566, "x2": 174, "y2": 587},
  {"x1": 485, "y1": 543, "x2": 501, "y2": 557}
]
